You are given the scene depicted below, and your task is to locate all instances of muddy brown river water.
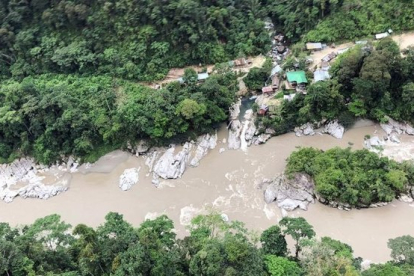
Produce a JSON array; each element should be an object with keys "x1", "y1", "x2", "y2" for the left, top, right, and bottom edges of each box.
[{"x1": 1, "y1": 120, "x2": 414, "y2": 262}]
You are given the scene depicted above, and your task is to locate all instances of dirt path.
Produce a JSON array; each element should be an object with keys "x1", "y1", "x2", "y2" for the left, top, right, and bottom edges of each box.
[
  {"x1": 308, "y1": 32, "x2": 414, "y2": 70},
  {"x1": 392, "y1": 31, "x2": 414, "y2": 50},
  {"x1": 141, "y1": 55, "x2": 266, "y2": 89},
  {"x1": 308, "y1": 42, "x2": 354, "y2": 69}
]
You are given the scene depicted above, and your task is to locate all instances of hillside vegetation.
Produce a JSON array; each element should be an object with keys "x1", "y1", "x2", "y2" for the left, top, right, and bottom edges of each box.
[
  {"x1": 0, "y1": 0, "x2": 271, "y2": 81},
  {"x1": 266, "y1": 0, "x2": 414, "y2": 42},
  {"x1": 0, "y1": 70, "x2": 237, "y2": 164},
  {"x1": 1, "y1": 212, "x2": 414, "y2": 276}
]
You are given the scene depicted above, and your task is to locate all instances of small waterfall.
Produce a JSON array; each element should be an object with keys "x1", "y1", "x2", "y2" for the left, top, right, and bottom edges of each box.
[{"x1": 240, "y1": 109, "x2": 253, "y2": 152}]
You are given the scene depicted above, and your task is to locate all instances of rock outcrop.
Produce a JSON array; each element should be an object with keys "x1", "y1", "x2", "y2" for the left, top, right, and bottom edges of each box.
[
  {"x1": 228, "y1": 120, "x2": 242, "y2": 149},
  {"x1": 190, "y1": 134, "x2": 217, "y2": 167},
  {"x1": 119, "y1": 168, "x2": 140, "y2": 191},
  {"x1": 153, "y1": 143, "x2": 192, "y2": 179},
  {"x1": 323, "y1": 120, "x2": 345, "y2": 139},
  {"x1": 380, "y1": 117, "x2": 414, "y2": 136},
  {"x1": 294, "y1": 123, "x2": 315, "y2": 137},
  {"x1": 261, "y1": 173, "x2": 315, "y2": 211},
  {"x1": 145, "y1": 133, "x2": 218, "y2": 184},
  {"x1": 0, "y1": 158, "x2": 76, "y2": 203}
]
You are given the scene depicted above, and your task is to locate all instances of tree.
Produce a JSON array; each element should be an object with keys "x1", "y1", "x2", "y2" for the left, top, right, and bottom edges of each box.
[
  {"x1": 176, "y1": 99, "x2": 206, "y2": 120},
  {"x1": 300, "y1": 239, "x2": 359, "y2": 276},
  {"x1": 264, "y1": 255, "x2": 302, "y2": 276},
  {"x1": 362, "y1": 263, "x2": 407, "y2": 276},
  {"x1": 388, "y1": 235, "x2": 414, "y2": 265},
  {"x1": 260, "y1": 226, "x2": 287, "y2": 256},
  {"x1": 279, "y1": 217, "x2": 315, "y2": 258}
]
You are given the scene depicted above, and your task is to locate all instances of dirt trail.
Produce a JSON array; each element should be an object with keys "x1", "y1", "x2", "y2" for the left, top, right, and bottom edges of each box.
[
  {"x1": 308, "y1": 32, "x2": 414, "y2": 69},
  {"x1": 392, "y1": 31, "x2": 414, "y2": 50},
  {"x1": 142, "y1": 55, "x2": 266, "y2": 89}
]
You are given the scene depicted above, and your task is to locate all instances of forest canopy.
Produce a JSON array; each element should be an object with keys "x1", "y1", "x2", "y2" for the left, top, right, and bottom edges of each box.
[
  {"x1": 1, "y1": 212, "x2": 413, "y2": 276},
  {"x1": 0, "y1": 0, "x2": 271, "y2": 81},
  {"x1": 0, "y1": 71, "x2": 237, "y2": 164}
]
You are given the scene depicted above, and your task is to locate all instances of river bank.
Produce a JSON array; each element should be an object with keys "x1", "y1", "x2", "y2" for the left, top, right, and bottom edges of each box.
[{"x1": 1, "y1": 121, "x2": 414, "y2": 262}]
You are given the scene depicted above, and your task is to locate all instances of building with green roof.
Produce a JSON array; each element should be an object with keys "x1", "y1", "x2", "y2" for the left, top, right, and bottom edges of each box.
[{"x1": 286, "y1": 71, "x2": 308, "y2": 84}]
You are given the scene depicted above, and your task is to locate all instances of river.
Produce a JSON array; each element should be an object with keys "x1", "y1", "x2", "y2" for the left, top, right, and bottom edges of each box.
[{"x1": 1, "y1": 120, "x2": 414, "y2": 262}]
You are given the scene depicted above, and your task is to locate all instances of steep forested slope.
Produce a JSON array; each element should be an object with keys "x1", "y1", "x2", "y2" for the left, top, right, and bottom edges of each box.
[
  {"x1": 266, "y1": 0, "x2": 414, "y2": 42},
  {"x1": 0, "y1": 0, "x2": 270, "y2": 81}
]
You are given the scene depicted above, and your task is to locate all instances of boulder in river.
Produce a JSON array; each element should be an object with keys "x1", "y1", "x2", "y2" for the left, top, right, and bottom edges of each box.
[
  {"x1": 119, "y1": 168, "x2": 140, "y2": 191},
  {"x1": 390, "y1": 133, "x2": 401, "y2": 144},
  {"x1": 323, "y1": 120, "x2": 345, "y2": 139},
  {"x1": 262, "y1": 173, "x2": 315, "y2": 211},
  {"x1": 364, "y1": 136, "x2": 384, "y2": 150}
]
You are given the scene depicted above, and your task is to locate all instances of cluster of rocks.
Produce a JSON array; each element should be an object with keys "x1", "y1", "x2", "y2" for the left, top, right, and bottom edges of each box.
[
  {"x1": 378, "y1": 116, "x2": 414, "y2": 144},
  {"x1": 261, "y1": 173, "x2": 315, "y2": 211},
  {"x1": 0, "y1": 157, "x2": 77, "y2": 203},
  {"x1": 380, "y1": 116, "x2": 414, "y2": 136},
  {"x1": 294, "y1": 120, "x2": 345, "y2": 139},
  {"x1": 144, "y1": 133, "x2": 218, "y2": 186}
]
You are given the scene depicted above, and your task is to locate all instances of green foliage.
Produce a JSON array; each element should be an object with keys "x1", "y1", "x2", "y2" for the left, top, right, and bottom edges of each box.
[
  {"x1": 286, "y1": 147, "x2": 414, "y2": 206},
  {"x1": 2, "y1": 212, "x2": 414, "y2": 275},
  {"x1": 0, "y1": 0, "x2": 271, "y2": 81},
  {"x1": 0, "y1": 72, "x2": 237, "y2": 164},
  {"x1": 265, "y1": 0, "x2": 342, "y2": 41},
  {"x1": 388, "y1": 235, "x2": 414, "y2": 265},
  {"x1": 362, "y1": 263, "x2": 407, "y2": 276},
  {"x1": 300, "y1": 238, "x2": 359, "y2": 276},
  {"x1": 305, "y1": 0, "x2": 414, "y2": 42},
  {"x1": 264, "y1": 255, "x2": 302, "y2": 276},
  {"x1": 260, "y1": 226, "x2": 287, "y2": 257},
  {"x1": 280, "y1": 217, "x2": 315, "y2": 258}
]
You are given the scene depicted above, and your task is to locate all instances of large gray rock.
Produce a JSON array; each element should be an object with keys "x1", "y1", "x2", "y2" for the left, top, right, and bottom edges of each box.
[
  {"x1": 294, "y1": 123, "x2": 315, "y2": 137},
  {"x1": 119, "y1": 168, "x2": 140, "y2": 191},
  {"x1": 262, "y1": 173, "x2": 315, "y2": 211},
  {"x1": 135, "y1": 140, "x2": 150, "y2": 155},
  {"x1": 323, "y1": 120, "x2": 345, "y2": 139},
  {"x1": 244, "y1": 120, "x2": 257, "y2": 144},
  {"x1": 190, "y1": 134, "x2": 217, "y2": 167},
  {"x1": 153, "y1": 143, "x2": 192, "y2": 179},
  {"x1": 390, "y1": 133, "x2": 401, "y2": 144},
  {"x1": 364, "y1": 136, "x2": 384, "y2": 149}
]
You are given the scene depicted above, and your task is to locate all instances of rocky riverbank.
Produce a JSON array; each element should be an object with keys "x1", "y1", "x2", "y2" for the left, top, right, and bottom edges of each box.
[
  {"x1": 0, "y1": 157, "x2": 77, "y2": 203},
  {"x1": 143, "y1": 133, "x2": 218, "y2": 186},
  {"x1": 294, "y1": 120, "x2": 345, "y2": 139}
]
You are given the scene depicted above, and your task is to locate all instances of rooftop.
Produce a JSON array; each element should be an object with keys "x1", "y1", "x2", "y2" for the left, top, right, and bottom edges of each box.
[
  {"x1": 286, "y1": 71, "x2": 308, "y2": 84},
  {"x1": 314, "y1": 69, "x2": 330, "y2": 82},
  {"x1": 306, "y1": 42, "x2": 322, "y2": 50}
]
